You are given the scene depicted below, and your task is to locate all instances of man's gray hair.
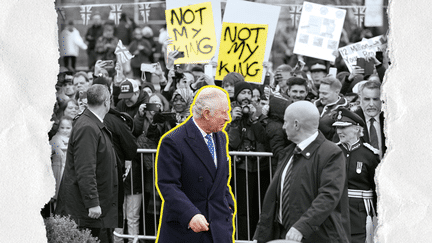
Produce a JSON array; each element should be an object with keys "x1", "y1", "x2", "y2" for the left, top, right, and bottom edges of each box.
[
  {"x1": 87, "y1": 84, "x2": 110, "y2": 106},
  {"x1": 192, "y1": 87, "x2": 227, "y2": 118},
  {"x1": 359, "y1": 80, "x2": 381, "y2": 96}
]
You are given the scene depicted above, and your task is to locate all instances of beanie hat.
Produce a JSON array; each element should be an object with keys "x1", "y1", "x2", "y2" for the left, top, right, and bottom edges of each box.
[
  {"x1": 234, "y1": 81, "x2": 252, "y2": 100},
  {"x1": 222, "y1": 72, "x2": 244, "y2": 86}
]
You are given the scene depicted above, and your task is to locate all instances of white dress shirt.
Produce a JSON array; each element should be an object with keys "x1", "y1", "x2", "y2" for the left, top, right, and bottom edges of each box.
[
  {"x1": 364, "y1": 113, "x2": 382, "y2": 158},
  {"x1": 193, "y1": 118, "x2": 217, "y2": 167}
]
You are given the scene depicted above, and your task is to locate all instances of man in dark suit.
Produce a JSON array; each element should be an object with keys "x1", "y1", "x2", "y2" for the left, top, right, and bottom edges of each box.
[
  {"x1": 156, "y1": 86, "x2": 235, "y2": 243},
  {"x1": 253, "y1": 101, "x2": 350, "y2": 243},
  {"x1": 56, "y1": 84, "x2": 119, "y2": 242},
  {"x1": 355, "y1": 80, "x2": 386, "y2": 158}
]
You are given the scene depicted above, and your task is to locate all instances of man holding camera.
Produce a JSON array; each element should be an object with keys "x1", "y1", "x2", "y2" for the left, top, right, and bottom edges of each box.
[
  {"x1": 115, "y1": 79, "x2": 149, "y2": 137},
  {"x1": 226, "y1": 81, "x2": 269, "y2": 240}
]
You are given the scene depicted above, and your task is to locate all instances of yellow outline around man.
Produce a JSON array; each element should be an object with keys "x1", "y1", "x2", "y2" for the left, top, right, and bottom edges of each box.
[{"x1": 155, "y1": 86, "x2": 236, "y2": 243}]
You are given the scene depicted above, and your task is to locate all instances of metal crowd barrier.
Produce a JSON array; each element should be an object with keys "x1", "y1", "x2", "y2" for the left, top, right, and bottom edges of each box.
[{"x1": 116, "y1": 149, "x2": 274, "y2": 243}]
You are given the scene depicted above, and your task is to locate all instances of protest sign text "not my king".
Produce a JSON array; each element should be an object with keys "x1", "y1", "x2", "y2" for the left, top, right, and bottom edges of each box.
[
  {"x1": 166, "y1": 2, "x2": 217, "y2": 64},
  {"x1": 216, "y1": 22, "x2": 268, "y2": 83}
]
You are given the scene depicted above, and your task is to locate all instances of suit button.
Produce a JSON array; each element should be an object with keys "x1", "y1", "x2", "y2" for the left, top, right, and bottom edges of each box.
[
  {"x1": 112, "y1": 203, "x2": 116, "y2": 206},
  {"x1": 199, "y1": 176, "x2": 203, "y2": 182}
]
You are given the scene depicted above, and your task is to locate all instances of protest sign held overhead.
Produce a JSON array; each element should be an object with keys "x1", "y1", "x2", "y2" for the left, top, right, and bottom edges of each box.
[
  {"x1": 219, "y1": 0, "x2": 280, "y2": 83},
  {"x1": 365, "y1": 0, "x2": 384, "y2": 27},
  {"x1": 216, "y1": 23, "x2": 268, "y2": 83},
  {"x1": 293, "y1": 1, "x2": 346, "y2": 62},
  {"x1": 338, "y1": 35, "x2": 387, "y2": 73},
  {"x1": 165, "y1": 2, "x2": 218, "y2": 64}
]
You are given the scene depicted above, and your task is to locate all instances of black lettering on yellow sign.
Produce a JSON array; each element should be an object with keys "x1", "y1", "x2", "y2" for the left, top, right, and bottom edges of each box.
[
  {"x1": 218, "y1": 25, "x2": 266, "y2": 78},
  {"x1": 168, "y1": 6, "x2": 213, "y2": 59}
]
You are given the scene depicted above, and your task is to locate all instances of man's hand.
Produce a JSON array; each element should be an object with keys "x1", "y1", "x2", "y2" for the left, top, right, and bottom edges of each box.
[
  {"x1": 348, "y1": 65, "x2": 364, "y2": 81},
  {"x1": 198, "y1": 74, "x2": 215, "y2": 86},
  {"x1": 262, "y1": 104, "x2": 269, "y2": 117},
  {"x1": 189, "y1": 214, "x2": 209, "y2": 233},
  {"x1": 138, "y1": 103, "x2": 147, "y2": 117},
  {"x1": 285, "y1": 227, "x2": 303, "y2": 242},
  {"x1": 88, "y1": 206, "x2": 102, "y2": 219},
  {"x1": 231, "y1": 107, "x2": 243, "y2": 121},
  {"x1": 166, "y1": 50, "x2": 179, "y2": 70},
  {"x1": 94, "y1": 60, "x2": 105, "y2": 77}
]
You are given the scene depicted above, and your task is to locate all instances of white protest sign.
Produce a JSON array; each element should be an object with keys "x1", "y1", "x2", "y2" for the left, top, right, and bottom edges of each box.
[
  {"x1": 338, "y1": 35, "x2": 387, "y2": 73},
  {"x1": 166, "y1": 0, "x2": 222, "y2": 63},
  {"x1": 293, "y1": 1, "x2": 346, "y2": 62},
  {"x1": 218, "y1": 0, "x2": 280, "y2": 84},
  {"x1": 365, "y1": 0, "x2": 384, "y2": 27}
]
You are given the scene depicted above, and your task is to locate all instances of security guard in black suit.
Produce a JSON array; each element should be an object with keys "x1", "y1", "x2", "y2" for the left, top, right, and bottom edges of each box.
[{"x1": 333, "y1": 108, "x2": 380, "y2": 243}]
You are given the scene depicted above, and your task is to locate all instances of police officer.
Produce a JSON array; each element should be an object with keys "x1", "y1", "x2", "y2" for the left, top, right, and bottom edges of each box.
[{"x1": 333, "y1": 108, "x2": 380, "y2": 243}]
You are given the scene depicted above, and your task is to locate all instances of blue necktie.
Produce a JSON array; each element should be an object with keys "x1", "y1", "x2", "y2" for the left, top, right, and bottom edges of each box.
[{"x1": 205, "y1": 134, "x2": 216, "y2": 168}]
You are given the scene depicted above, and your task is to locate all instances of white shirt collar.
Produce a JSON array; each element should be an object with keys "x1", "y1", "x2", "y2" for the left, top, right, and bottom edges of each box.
[
  {"x1": 297, "y1": 131, "x2": 319, "y2": 151},
  {"x1": 193, "y1": 117, "x2": 210, "y2": 138},
  {"x1": 88, "y1": 109, "x2": 104, "y2": 123},
  {"x1": 364, "y1": 112, "x2": 380, "y2": 124}
]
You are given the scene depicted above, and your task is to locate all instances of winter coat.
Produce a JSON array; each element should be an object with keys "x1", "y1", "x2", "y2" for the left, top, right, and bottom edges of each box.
[
  {"x1": 129, "y1": 38, "x2": 153, "y2": 68},
  {"x1": 55, "y1": 109, "x2": 120, "y2": 228},
  {"x1": 115, "y1": 90, "x2": 150, "y2": 137},
  {"x1": 60, "y1": 27, "x2": 87, "y2": 57}
]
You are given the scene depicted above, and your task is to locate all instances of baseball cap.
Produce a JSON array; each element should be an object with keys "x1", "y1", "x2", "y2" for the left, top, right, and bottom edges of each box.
[
  {"x1": 310, "y1": 63, "x2": 327, "y2": 72},
  {"x1": 119, "y1": 79, "x2": 139, "y2": 99}
]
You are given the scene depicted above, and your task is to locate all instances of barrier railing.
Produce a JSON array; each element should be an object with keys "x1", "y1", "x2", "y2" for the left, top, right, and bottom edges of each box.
[{"x1": 116, "y1": 149, "x2": 274, "y2": 243}]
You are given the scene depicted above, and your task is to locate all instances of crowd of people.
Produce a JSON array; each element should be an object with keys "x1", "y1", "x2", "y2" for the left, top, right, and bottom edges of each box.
[{"x1": 43, "y1": 9, "x2": 388, "y2": 243}]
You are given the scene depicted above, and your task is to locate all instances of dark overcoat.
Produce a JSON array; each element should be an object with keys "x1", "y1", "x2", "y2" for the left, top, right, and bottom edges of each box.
[
  {"x1": 156, "y1": 118, "x2": 235, "y2": 243},
  {"x1": 253, "y1": 132, "x2": 350, "y2": 243},
  {"x1": 56, "y1": 108, "x2": 119, "y2": 228}
]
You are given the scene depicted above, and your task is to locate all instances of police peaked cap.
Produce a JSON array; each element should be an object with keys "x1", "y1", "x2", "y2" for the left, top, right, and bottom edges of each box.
[{"x1": 332, "y1": 108, "x2": 365, "y2": 127}]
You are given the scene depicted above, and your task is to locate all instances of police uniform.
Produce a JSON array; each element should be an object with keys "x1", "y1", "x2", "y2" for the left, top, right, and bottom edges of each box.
[{"x1": 333, "y1": 108, "x2": 380, "y2": 243}]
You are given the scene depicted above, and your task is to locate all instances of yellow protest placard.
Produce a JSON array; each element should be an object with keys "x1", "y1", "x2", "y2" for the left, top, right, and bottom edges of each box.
[
  {"x1": 165, "y1": 2, "x2": 217, "y2": 64},
  {"x1": 216, "y1": 22, "x2": 268, "y2": 83}
]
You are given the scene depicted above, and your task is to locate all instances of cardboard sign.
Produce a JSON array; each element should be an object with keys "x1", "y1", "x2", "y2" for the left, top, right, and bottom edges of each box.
[
  {"x1": 365, "y1": 0, "x2": 384, "y2": 27},
  {"x1": 220, "y1": 0, "x2": 280, "y2": 83},
  {"x1": 216, "y1": 23, "x2": 268, "y2": 83},
  {"x1": 293, "y1": 1, "x2": 346, "y2": 62},
  {"x1": 165, "y1": 2, "x2": 218, "y2": 64},
  {"x1": 338, "y1": 35, "x2": 387, "y2": 73},
  {"x1": 166, "y1": 0, "x2": 222, "y2": 60}
]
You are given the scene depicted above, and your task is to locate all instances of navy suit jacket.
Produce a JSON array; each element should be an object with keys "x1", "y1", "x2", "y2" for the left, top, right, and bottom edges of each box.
[{"x1": 156, "y1": 118, "x2": 235, "y2": 243}]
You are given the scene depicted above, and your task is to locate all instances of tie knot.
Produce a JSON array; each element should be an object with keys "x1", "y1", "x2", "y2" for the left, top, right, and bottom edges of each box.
[
  {"x1": 294, "y1": 146, "x2": 302, "y2": 155},
  {"x1": 370, "y1": 117, "x2": 376, "y2": 123},
  {"x1": 205, "y1": 134, "x2": 212, "y2": 140}
]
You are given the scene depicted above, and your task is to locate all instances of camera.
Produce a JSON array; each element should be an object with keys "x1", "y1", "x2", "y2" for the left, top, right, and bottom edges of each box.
[
  {"x1": 174, "y1": 65, "x2": 184, "y2": 80},
  {"x1": 241, "y1": 105, "x2": 250, "y2": 115}
]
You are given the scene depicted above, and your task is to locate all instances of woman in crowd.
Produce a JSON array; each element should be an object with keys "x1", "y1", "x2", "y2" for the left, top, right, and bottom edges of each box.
[
  {"x1": 49, "y1": 99, "x2": 79, "y2": 140},
  {"x1": 170, "y1": 88, "x2": 194, "y2": 125},
  {"x1": 49, "y1": 116, "x2": 73, "y2": 209},
  {"x1": 333, "y1": 108, "x2": 380, "y2": 243}
]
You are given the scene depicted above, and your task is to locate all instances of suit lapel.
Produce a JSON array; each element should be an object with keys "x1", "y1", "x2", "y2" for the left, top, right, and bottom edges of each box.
[
  {"x1": 380, "y1": 112, "x2": 386, "y2": 154},
  {"x1": 184, "y1": 119, "x2": 217, "y2": 179},
  {"x1": 356, "y1": 108, "x2": 370, "y2": 143},
  {"x1": 275, "y1": 145, "x2": 296, "y2": 199},
  {"x1": 208, "y1": 132, "x2": 228, "y2": 197}
]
